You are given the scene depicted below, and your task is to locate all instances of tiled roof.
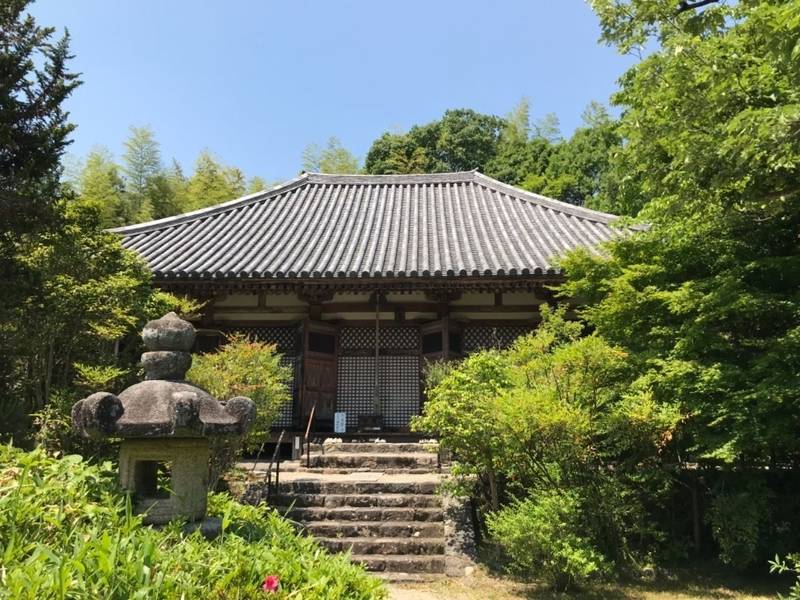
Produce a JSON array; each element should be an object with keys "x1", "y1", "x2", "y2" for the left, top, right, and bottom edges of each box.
[{"x1": 114, "y1": 171, "x2": 621, "y2": 280}]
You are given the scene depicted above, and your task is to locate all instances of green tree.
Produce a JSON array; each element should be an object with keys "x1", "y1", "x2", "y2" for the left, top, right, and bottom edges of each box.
[
  {"x1": 532, "y1": 112, "x2": 562, "y2": 143},
  {"x1": 414, "y1": 306, "x2": 678, "y2": 583},
  {"x1": 188, "y1": 333, "x2": 291, "y2": 484},
  {"x1": 485, "y1": 99, "x2": 554, "y2": 186},
  {"x1": 184, "y1": 150, "x2": 246, "y2": 211},
  {"x1": 1, "y1": 0, "x2": 81, "y2": 437},
  {"x1": 247, "y1": 175, "x2": 268, "y2": 194},
  {"x1": 528, "y1": 102, "x2": 621, "y2": 206},
  {"x1": 76, "y1": 147, "x2": 125, "y2": 227},
  {"x1": 121, "y1": 126, "x2": 162, "y2": 222},
  {"x1": 302, "y1": 136, "x2": 360, "y2": 173},
  {"x1": 0, "y1": 0, "x2": 81, "y2": 236},
  {"x1": 561, "y1": 0, "x2": 800, "y2": 563},
  {"x1": 365, "y1": 109, "x2": 505, "y2": 174}
]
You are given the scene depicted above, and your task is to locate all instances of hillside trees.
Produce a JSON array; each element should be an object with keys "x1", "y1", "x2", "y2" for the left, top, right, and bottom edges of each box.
[
  {"x1": 365, "y1": 102, "x2": 621, "y2": 207},
  {"x1": 365, "y1": 109, "x2": 505, "y2": 174}
]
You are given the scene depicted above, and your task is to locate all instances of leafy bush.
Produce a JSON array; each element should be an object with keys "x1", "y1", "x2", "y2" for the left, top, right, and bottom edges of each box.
[
  {"x1": 414, "y1": 305, "x2": 680, "y2": 584},
  {"x1": 706, "y1": 478, "x2": 770, "y2": 569},
  {"x1": 770, "y1": 554, "x2": 800, "y2": 600},
  {"x1": 413, "y1": 351, "x2": 512, "y2": 510},
  {"x1": 0, "y1": 444, "x2": 385, "y2": 599},
  {"x1": 487, "y1": 490, "x2": 609, "y2": 590},
  {"x1": 188, "y1": 332, "x2": 291, "y2": 445},
  {"x1": 188, "y1": 333, "x2": 292, "y2": 486}
]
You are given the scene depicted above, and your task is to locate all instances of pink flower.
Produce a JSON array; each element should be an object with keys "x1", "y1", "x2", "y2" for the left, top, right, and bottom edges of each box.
[{"x1": 261, "y1": 575, "x2": 280, "y2": 593}]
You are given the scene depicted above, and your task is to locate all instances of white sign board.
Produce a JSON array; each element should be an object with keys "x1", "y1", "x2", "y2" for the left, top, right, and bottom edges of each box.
[{"x1": 334, "y1": 412, "x2": 347, "y2": 433}]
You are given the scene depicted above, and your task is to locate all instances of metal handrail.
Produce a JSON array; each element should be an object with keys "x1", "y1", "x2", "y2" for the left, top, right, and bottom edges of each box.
[
  {"x1": 265, "y1": 429, "x2": 285, "y2": 503},
  {"x1": 304, "y1": 401, "x2": 317, "y2": 469}
]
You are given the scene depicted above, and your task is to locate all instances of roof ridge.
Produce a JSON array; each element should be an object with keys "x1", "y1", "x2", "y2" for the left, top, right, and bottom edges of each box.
[
  {"x1": 109, "y1": 172, "x2": 312, "y2": 235},
  {"x1": 472, "y1": 172, "x2": 618, "y2": 224},
  {"x1": 304, "y1": 171, "x2": 478, "y2": 185}
]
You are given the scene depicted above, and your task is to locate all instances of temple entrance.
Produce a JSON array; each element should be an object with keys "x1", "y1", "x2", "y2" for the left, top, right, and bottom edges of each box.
[{"x1": 301, "y1": 321, "x2": 337, "y2": 431}]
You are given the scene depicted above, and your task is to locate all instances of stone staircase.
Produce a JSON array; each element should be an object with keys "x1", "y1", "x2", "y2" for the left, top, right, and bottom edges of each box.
[{"x1": 247, "y1": 441, "x2": 450, "y2": 580}]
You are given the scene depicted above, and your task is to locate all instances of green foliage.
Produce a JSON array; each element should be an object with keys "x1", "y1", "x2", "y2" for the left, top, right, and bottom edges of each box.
[
  {"x1": 188, "y1": 333, "x2": 291, "y2": 485},
  {"x1": 365, "y1": 109, "x2": 505, "y2": 174},
  {"x1": 414, "y1": 306, "x2": 678, "y2": 583},
  {"x1": 1, "y1": 202, "x2": 164, "y2": 439},
  {"x1": 564, "y1": 0, "x2": 800, "y2": 467},
  {"x1": 770, "y1": 554, "x2": 800, "y2": 600},
  {"x1": 0, "y1": 445, "x2": 385, "y2": 599},
  {"x1": 302, "y1": 136, "x2": 360, "y2": 173},
  {"x1": 0, "y1": 0, "x2": 81, "y2": 235},
  {"x1": 413, "y1": 350, "x2": 512, "y2": 508},
  {"x1": 364, "y1": 101, "x2": 621, "y2": 207},
  {"x1": 705, "y1": 479, "x2": 770, "y2": 569},
  {"x1": 184, "y1": 149, "x2": 247, "y2": 211},
  {"x1": 76, "y1": 147, "x2": 126, "y2": 227},
  {"x1": 188, "y1": 333, "x2": 292, "y2": 445},
  {"x1": 121, "y1": 126, "x2": 162, "y2": 222},
  {"x1": 487, "y1": 491, "x2": 609, "y2": 590},
  {"x1": 536, "y1": 103, "x2": 620, "y2": 208}
]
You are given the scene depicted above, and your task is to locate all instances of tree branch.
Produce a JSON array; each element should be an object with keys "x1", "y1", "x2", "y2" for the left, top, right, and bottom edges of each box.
[{"x1": 676, "y1": 0, "x2": 720, "y2": 13}]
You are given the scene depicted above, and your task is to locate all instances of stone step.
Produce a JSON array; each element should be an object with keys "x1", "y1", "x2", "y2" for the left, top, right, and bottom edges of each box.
[
  {"x1": 374, "y1": 572, "x2": 444, "y2": 583},
  {"x1": 313, "y1": 443, "x2": 438, "y2": 454},
  {"x1": 277, "y1": 480, "x2": 439, "y2": 495},
  {"x1": 302, "y1": 520, "x2": 444, "y2": 538},
  {"x1": 278, "y1": 466, "x2": 440, "y2": 475},
  {"x1": 272, "y1": 492, "x2": 442, "y2": 508},
  {"x1": 318, "y1": 537, "x2": 445, "y2": 555},
  {"x1": 308, "y1": 453, "x2": 439, "y2": 470},
  {"x1": 351, "y1": 554, "x2": 446, "y2": 574},
  {"x1": 281, "y1": 506, "x2": 443, "y2": 522}
]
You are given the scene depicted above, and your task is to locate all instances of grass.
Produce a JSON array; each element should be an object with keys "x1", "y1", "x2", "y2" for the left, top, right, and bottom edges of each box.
[{"x1": 388, "y1": 566, "x2": 787, "y2": 600}]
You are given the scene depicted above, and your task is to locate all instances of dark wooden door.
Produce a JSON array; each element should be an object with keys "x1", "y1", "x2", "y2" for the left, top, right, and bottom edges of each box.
[{"x1": 301, "y1": 321, "x2": 338, "y2": 431}]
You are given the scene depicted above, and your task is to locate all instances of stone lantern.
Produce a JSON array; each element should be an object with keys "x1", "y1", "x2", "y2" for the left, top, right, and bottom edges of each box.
[{"x1": 72, "y1": 312, "x2": 255, "y2": 527}]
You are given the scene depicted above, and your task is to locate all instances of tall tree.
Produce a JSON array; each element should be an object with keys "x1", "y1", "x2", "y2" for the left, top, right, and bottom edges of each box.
[
  {"x1": 526, "y1": 102, "x2": 621, "y2": 206},
  {"x1": 184, "y1": 150, "x2": 245, "y2": 211},
  {"x1": 485, "y1": 99, "x2": 554, "y2": 186},
  {"x1": 0, "y1": 0, "x2": 81, "y2": 236},
  {"x1": 564, "y1": 0, "x2": 800, "y2": 470},
  {"x1": 302, "y1": 137, "x2": 360, "y2": 174},
  {"x1": 365, "y1": 109, "x2": 505, "y2": 175},
  {"x1": 121, "y1": 126, "x2": 162, "y2": 222},
  {"x1": 77, "y1": 147, "x2": 125, "y2": 227},
  {"x1": 247, "y1": 176, "x2": 268, "y2": 194}
]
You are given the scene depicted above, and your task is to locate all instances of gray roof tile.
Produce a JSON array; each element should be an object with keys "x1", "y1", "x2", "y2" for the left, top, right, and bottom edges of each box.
[{"x1": 113, "y1": 171, "x2": 622, "y2": 280}]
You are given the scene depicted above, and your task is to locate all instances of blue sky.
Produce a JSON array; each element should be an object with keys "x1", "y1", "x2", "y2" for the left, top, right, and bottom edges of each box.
[{"x1": 30, "y1": 1, "x2": 635, "y2": 182}]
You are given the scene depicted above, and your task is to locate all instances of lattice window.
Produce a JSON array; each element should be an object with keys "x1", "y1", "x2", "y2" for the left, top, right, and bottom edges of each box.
[
  {"x1": 273, "y1": 355, "x2": 300, "y2": 428},
  {"x1": 337, "y1": 356, "x2": 420, "y2": 429},
  {"x1": 340, "y1": 326, "x2": 419, "y2": 351},
  {"x1": 463, "y1": 325, "x2": 533, "y2": 353},
  {"x1": 221, "y1": 326, "x2": 298, "y2": 354}
]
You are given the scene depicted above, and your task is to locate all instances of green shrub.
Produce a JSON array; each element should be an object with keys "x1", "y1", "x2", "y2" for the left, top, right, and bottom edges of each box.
[
  {"x1": 188, "y1": 333, "x2": 292, "y2": 486},
  {"x1": 487, "y1": 490, "x2": 609, "y2": 590},
  {"x1": 412, "y1": 350, "x2": 512, "y2": 510},
  {"x1": 0, "y1": 444, "x2": 385, "y2": 599},
  {"x1": 770, "y1": 553, "x2": 800, "y2": 600},
  {"x1": 414, "y1": 305, "x2": 680, "y2": 582},
  {"x1": 706, "y1": 478, "x2": 770, "y2": 569},
  {"x1": 188, "y1": 332, "x2": 291, "y2": 445}
]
